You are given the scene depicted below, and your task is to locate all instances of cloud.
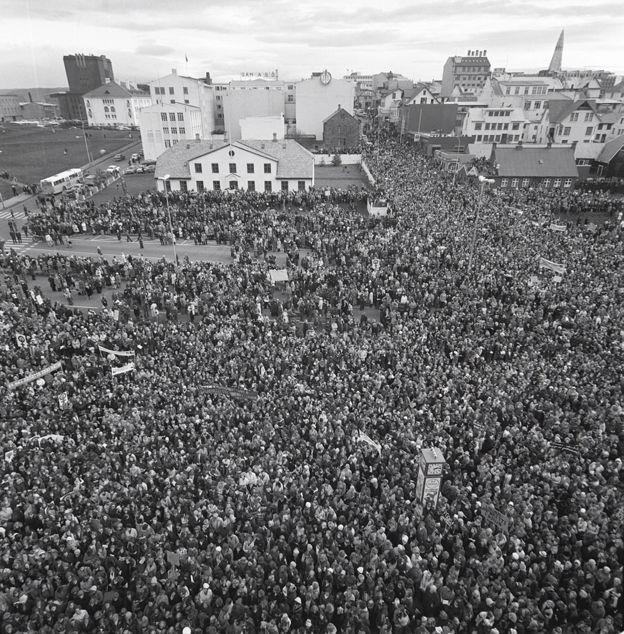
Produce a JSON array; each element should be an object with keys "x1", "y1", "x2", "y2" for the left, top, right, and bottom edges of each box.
[{"x1": 135, "y1": 43, "x2": 175, "y2": 56}]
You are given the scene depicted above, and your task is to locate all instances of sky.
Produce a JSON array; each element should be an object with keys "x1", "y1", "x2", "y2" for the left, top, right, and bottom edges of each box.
[{"x1": 1, "y1": 0, "x2": 623, "y2": 88}]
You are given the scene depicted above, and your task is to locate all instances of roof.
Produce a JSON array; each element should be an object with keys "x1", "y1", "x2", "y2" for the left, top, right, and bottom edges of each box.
[
  {"x1": 597, "y1": 134, "x2": 624, "y2": 164},
  {"x1": 322, "y1": 106, "x2": 358, "y2": 125},
  {"x1": 547, "y1": 98, "x2": 596, "y2": 123},
  {"x1": 83, "y1": 81, "x2": 148, "y2": 99},
  {"x1": 401, "y1": 104, "x2": 458, "y2": 135},
  {"x1": 493, "y1": 144, "x2": 578, "y2": 178},
  {"x1": 451, "y1": 56, "x2": 490, "y2": 65},
  {"x1": 155, "y1": 139, "x2": 314, "y2": 180}
]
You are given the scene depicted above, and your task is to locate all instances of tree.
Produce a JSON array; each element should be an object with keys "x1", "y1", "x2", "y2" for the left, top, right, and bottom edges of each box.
[{"x1": 331, "y1": 153, "x2": 342, "y2": 167}]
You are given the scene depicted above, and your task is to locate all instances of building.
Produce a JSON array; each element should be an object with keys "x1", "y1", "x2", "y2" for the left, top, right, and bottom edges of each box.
[
  {"x1": 546, "y1": 99, "x2": 604, "y2": 145},
  {"x1": 489, "y1": 143, "x2": 578, "y2": 189},
  {"x1": 295, "y1": 71, "x2": 355, "y2": 140},
  {"x1": 0, "y1": 95, "x2": 21, "y2": 121},
  {"x1": 462, "y1": 106, "x2": 529, "y2": 144},
  {"x1": 83, "y1": 81, "x2": 150, "y2": 128},
  {"x1": 322, "y1": 106, "x2": 360, "y2": 150},
  {"x1": 223, "y1": 79, "x2": 286, "y2": 141},
  {"x1": 139, "y1": 103, "x2": 204, "y2": 161},
  {"x1": 19, "y1": 101, "x2": 59, "y2": 120},
  {"x1": 154, "y1": 138, "x2": 314, "y2": 193},
  {"x1": 441, "y1": 50, "x2": 491, "y2": 98},
  {"x1": 64, "y1": 53, "x2": 114, "y2": 94},
  {"x1": 61, "y1": 53, "x2": 114, "y2": 120}
]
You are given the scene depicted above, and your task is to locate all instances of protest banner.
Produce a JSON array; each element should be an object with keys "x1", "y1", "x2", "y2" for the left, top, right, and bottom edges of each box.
[
  {"x1": 269, "y1": 269, "x2": 289, "y2": 283},
  {"x1": 204, "y1": 385, "x2": 258, "y2": 401},
  {"x1": 355, "y1": 430, "x2": 382, "y2": 455},
  {"x1": 538, "y1": 257, "x2": 566, "y2": 275},
  {"x1": 480, "y1": 500, "x2": 510, "y2": 533},
  {"x1": 58, "y1": 392, "x2": 70, "y2": 409},
  {"x1": 550, "y1": 223, "x2": 567, "y2": 232},
  {"x1": 111, "y1": 362, "x2": 135, "y2": 377},
  {"x1": 7, "y1": 361, "x2": 63, "y2": 390},
  {"x1": 550, "y1": 441, "x2": 580, "y2": 456},
  {"x1": 15, "y1": 333, "x2": 27, "y2": 348},
  {"x1": 98, "y1": 345, "x2": 135, "y2": 357}
]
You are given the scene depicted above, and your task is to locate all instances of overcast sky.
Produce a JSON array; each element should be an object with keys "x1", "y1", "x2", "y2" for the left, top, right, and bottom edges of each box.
[{"x1": 2, "y1": 0, "x2": 623, "y2": 88}]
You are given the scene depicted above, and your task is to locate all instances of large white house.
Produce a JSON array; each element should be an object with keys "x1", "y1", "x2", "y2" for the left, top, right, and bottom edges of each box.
[
  {"x1": 154, "y1": 138, "x2": 314, "y2": 193},
  {"x1": 83, "y1": 81, "x2": 150, "y2": 128}
]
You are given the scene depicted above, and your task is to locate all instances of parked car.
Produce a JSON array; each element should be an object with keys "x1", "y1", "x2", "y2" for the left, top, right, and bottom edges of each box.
[
  {"x1": 141, "y1": 164, "x2": 155, "y2": 173},
  {"x1": 124, "y1": 166, "x2": 137, "y2": 175},
  {"x1": 135, "y1": 166, "x2": 145, "y2": 174},
  {"x1": 113, "y1": 153, "x2": 125, "y2": 161},
  {"x1": 105, "y1": 166, "x2": 120, "y2": 175}
]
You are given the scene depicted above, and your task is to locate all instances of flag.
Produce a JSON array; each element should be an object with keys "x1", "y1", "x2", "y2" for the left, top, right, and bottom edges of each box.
[
  {"x1": 539, "y1": 257, "x2": 566, "y2": 275},
  {"x1": 356, "y1": 430, "x2": 382, "y2": 455}
]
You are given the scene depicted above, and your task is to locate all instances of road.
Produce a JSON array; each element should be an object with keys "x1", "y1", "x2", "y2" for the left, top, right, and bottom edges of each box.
[{"x1": 3, "y1": 234, "x2": 237, "y2": 265}]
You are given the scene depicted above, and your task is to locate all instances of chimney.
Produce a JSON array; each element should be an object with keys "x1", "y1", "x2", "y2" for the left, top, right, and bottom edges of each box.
[
  {"x1": 195, "y1": 133, "x2": 200, "y2": 142},
  {"x1": 205, "y1": 72, "x2": 212, "y2": 85},
  {"x1": 467, "y1": 50, "x2": 471, "y2": 56},
  {"x1": 272, "y1": 132, "x2": 277, "y2": 142},
  {"x1": 171, "y1": 68, "x2": 177, "y2": 75}
]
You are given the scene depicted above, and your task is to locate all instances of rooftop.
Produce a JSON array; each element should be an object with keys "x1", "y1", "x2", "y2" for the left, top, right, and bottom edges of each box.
[
  {"x1": 493, "y1": 144, "x2": 578, "y2": 178},
  {"x1": 83, "y1": 81, "x2": 148, "y2": 99}
]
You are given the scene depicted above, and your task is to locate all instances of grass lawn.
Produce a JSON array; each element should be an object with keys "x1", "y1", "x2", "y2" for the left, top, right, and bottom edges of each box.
[
  {"x1": 0, "y1": 123, "x2": 138, "y2": 186},
  {"x1": 314, "y1": 164, "x2": 371, "y2": 190}
]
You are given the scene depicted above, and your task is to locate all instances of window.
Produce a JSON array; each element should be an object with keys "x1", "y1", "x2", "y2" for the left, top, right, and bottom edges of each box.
[
  {"x1": 172, "y1": 139, "x2": 178, "y2": 145},
  {"x1": 197, "y1": 180, "x2": 204, "y2": 192},
  {"x1": 522, "y1": 178, "x2": 529, "y2": 187},
  {"x1": 213, "y1": 181, "x2": 221, "y2": 190},
  {"x1": 476, "y1": 135, "x2": 482, "y2": 142},
  {"x1": 110, "y1": 106, "x2": 115, "y2": 112},
  {"x1": 474, "y1": 122, "x2": 482, "y2": 130},
  {"x1": 164, "y1": 139, "x2": 171, "y2": 148},
  {"x1": 281, "y1": 181, "x2": 289, "y2": 192},
  {"x1": 183, "y1": 87, "x2": 189, "y2": 95},
  {"x1": 171, "y1": 127, "x2": 177, "y2": 134},
  {"x1": 247, "y1": 163, "x2": 255, "y2": 174},
  {"x1": 104, "y1": 106, "x2": 109, "y2": 113},
  {"x1": 534, "y1": 101, "x2": 541, "y2": 109},
  {"x1": 485, "y1": 123, "x2": 491, "y2": 130},
  {"x1": 211, "y1": 163, "x2": 219, "y2": 173},
  {"x1": 287, "y1": 94, "x2": 294, "y2": 103},
  {"x1": 511, "y1": 178, "x2": 519, "y2": 188},
  {"x1": 543, "y1": 179, "x2": 551, "y2": 188},
  {"x1": 585, "y1": 126, "x2": 593, "y2": 135},
  {"x1": 584, "y1": 112, "x2": 593, "y2": 121},
  {"x1": 161, "y1": 113, "x2": 168, "y2": 121},
  {"x1": 564, "y1": 178, "x2": 572, "y2": 188},
  {"x1": 180, "y1": 180, "x2": 188, "y2": 192},
  {"x1": 177, "y1": 113, "x2": 184, "y2": 121},
  {"x1": 184, "y1": 100, "x2": 189, "y2": 104},
  {"x1": 495, "y1": 135, "x2": 501, "y2": 142},
  {"x1": 570, "y1": 112, "x2": 579, "y2": 121},
  {"x1": 229, "y1": 181, "x2": 238, "y2": 190},
  {"x1": 512, "y1": 122, "x2": 520, "y2": 130},
  {"x1": 179, "y1": 127, "x2": 185, "y2": 134},
  {"x1": 298, "y1": 180, "x2": 306, "y2": 192},
  {"x1": 163, "y1": 127, "x2": 169, "y2": 134},
  {"x1": 264, "y1": 163, "x2": 271, "y2": 174},
  {"x1": 563, "y1": 126, "x2": 571, "y2": 135},
  {"x1": 169, "y1": 87, "x2": 174, "y2": 95},
  {"x1": 229, "y1": 163, "x2": 237, "y2": 174},
  {"x1": 553, "y1": 179, "x2": 561, "y2": 188},
  {"x1": 194, "y1": 163, "x2": 202, "y2": 173},
  {"x1": 264, "y1": 181, "x2": 272, "y2": 192},
  {"x1": 500, "y1": 178, "x2": 508, "y2": 188},
  {"x1": 247, "y1": 181, "x2": 255, "y2": 191},
  {"x1": 169, "y1": 113, "x2": 176, "y2": 122}
]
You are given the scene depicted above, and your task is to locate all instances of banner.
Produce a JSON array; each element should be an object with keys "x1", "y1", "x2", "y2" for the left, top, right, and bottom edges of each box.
[
  {"x1": 204, "y1": 385, "x2": 258, "y2": 401},
  {"x1": 550, "y1": 223, "x2": 567, "y2": 232},
  {"x1": 111, "y1": 362, "x2": 135, "y2": 377},
  {"x1": 539, "y1": 257, "x2": 566, "y2": 275},
  {"x1": 480, "y1": 500, "x2": 509, "y2": 533},
  {"x1": 58, "y1": 392, "x2": 70, "y2": 409},
  {"x1": 269, "y1": 269, "x2": 289, "y2": 283},
  {"x1": 99, "y1": 345, "x2": 135, "y2": 357},
  {"x1": 15, "y1": 333, "x2": 27, "y2": 348},
  {"x1": 550, "y1": 441, "x2": 580, "y2": 456},
  {"x1": 356, "y1": 430, "x2": 382, "y2": 455},
  {"x1": 7, "y1": 361, "x2": 63, "y2": 390}
]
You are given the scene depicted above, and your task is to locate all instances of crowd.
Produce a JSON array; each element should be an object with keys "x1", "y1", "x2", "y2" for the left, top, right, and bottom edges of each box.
[{"x1": 1, "y1": 133, "x2": 623, "y2": 633}]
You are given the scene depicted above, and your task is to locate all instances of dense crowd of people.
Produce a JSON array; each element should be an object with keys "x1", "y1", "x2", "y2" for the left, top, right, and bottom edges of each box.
[{"x1": 1, "y1": 134, "x2": 623, "y2": 633}]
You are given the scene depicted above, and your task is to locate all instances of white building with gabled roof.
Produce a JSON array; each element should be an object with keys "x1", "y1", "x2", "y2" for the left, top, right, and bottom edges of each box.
[
  {"x1": 83, "y1": 81, "x2": 150, "y2": 127},
  {"x1": 154, "y1": 138, "x2": 314, "y2": 193}
]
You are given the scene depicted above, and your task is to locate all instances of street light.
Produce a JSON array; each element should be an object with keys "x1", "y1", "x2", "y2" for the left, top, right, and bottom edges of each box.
[
  {"x1": 157, "y1": 174, "x2": 177, "y2": 265},
  {"x1": 467, "y1": 175, "x2": 495, "y2": 274}
]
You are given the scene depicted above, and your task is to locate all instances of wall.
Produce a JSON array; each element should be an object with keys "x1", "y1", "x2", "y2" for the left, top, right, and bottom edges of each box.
[
  {"x1": 139, "y1": 105, "x2": 203, "y2": 160},
  {"x1": 323, "y1": 109, "x2": 360, "y2": 149},
  {"x1": 223, "y1": 87, "x2": 285, "y2": 141},
  {"x1": 0, "y1": 95, "x2": 21, "y2": 121},
  {"x1": 295, "y1": 77, "x2": 355, "y2": 140},
  {"x1": 313, "y1": 153, "x2": 362, "y2": 165},
  {"x1": 240, "y1": 115, "x2": 285, "y2": 141}
]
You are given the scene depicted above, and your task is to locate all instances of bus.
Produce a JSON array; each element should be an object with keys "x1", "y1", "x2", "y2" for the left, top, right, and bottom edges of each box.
[{"x1": 39, "y1": 168, "x2": 84, "y2": 195}]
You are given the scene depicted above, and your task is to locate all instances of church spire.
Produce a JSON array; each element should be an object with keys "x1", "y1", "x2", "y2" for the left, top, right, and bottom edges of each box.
[{"x1": 548, "y1": 30, "x2": 564, "y2": 73}]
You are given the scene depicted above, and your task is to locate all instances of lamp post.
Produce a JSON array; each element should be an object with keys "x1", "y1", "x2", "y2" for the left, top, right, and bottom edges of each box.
[
  {"x1": 157, "y1": 174, "x2": 177, "y2": 265},
  {"x1": 467, "y1": 175, "x2": 495, "y2": 274}
]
